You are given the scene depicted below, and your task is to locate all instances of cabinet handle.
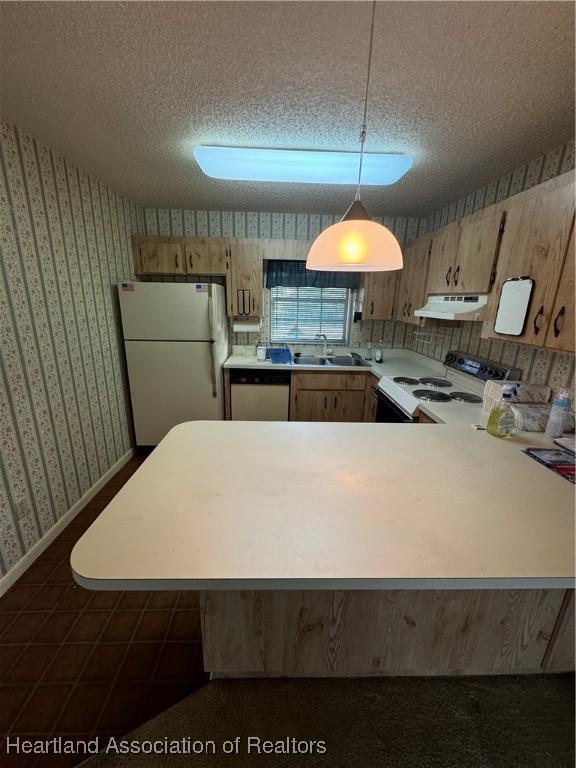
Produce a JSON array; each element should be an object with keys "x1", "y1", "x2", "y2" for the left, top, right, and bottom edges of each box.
[
  {"x1": 334, "y1": 395, "x2": 338, "y2": 409},
  {"x1": 402, "y1": 302, "x2": 407, "y2": 317},
  {"x1": 553, "y1": 306, "x2": 566, "y2": 338},
  {"x1": 324, "y1": 396, "x2": 328, "y2": 409},
  {"x1": 252, "y1": 296, "x2": 255, "y2": 313},
  {"x1": 533, "y1": 305, "x2": 544, "y2": 335},
  {"x1": 445, "y1": 266, "x2": 452, "y2": 286},
  {"x1": 370, "y1": 301, "x2": 374, "y2": 315},
  {"x1": 407, "y1": 303, "x2": 412, "y2": 316},
  {"x1": 175, "y1": 253, "x2": 179, "y2": 269},
  {"x1": 188, "y1": 253, "x2": 193, "y2": 271},
  {"x1": 453, "y1": 265, "x2": 460, "y2": 286}
]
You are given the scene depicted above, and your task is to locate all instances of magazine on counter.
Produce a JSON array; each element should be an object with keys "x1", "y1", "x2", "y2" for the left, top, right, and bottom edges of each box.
[{"x1": 523, "y1": 448, "x2": 575, "y2": 484}]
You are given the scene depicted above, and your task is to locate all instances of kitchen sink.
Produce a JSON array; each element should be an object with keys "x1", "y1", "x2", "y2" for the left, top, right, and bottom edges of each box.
[
  {"x1": 292, "y1": 355, "x2": 370, "y2": 367},
  {"x1": 292, "y1": 356, "x2": 329, "y2": 365},
  {"x1": 327, "y1": 356, "x2": 371, "y2": 367}
]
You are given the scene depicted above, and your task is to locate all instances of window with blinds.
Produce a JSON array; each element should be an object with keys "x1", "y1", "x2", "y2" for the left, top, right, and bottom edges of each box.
[{"x1": 269, "y1": 286, "x2": 351, "y2": 344}]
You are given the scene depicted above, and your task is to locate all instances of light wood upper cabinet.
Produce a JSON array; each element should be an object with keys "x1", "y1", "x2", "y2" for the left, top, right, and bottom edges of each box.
[
  {"x1": 455, "y1": 206, "x2": 505, "y2": 293},
  {"x1": 426, "y1": 222, "x2": 461, "y2": 294},
  {"x1": 228, "y1": 239, "x2": 263, "y2": 319},
  {"x1": 425, "y1": 208, "x2": 504, "y2": 296},
  {"x1": 363, "y1": 272, "x2": 397, "y2": 320},
  {"x1": 544, "y1": 223, "x2": 575, "y2": 353},
  {"x1": 134, "y1": 238, "x2": 186, "y2": 275},
  {"x1": 482, "y1": 173, "x2": 575, "y2": 346},
  {"x1": 185, "y1": 237, "x2": 229, "y2": 275},
  {"x1": 394, "y1": 236, "x2": 431, "y2": 323}
]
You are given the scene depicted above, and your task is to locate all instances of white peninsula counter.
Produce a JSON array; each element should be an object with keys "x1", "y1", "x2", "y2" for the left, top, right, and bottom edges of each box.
[{"x1": 71, "y1": 422, "x2": 575, "y2": 678}]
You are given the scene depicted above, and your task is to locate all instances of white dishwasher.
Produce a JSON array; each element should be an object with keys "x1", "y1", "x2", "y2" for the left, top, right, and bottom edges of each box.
[{"x1": 230, "y1": 369, "x2": 291, "y2": 421}]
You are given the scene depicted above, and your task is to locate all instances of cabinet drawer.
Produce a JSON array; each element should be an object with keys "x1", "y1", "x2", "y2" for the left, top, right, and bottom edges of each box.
[{"x1": 292, "y1": 372, "x2": 368, "y2": 391}]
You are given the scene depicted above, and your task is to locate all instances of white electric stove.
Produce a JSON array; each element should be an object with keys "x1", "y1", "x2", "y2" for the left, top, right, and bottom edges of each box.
[{"x1": 376, "y1": 351, "x2": 522, "y2": 422}]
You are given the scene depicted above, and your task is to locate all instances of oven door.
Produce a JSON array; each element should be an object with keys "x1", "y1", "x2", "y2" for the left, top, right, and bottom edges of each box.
[{"x1": 376, "y1": 389, "x2": 415, "y2": 423}]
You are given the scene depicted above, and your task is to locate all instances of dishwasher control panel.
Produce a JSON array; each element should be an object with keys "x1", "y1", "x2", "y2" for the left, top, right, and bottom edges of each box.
[{"x1": 229, "y1": 369, "x2": 291, "y2": 386}]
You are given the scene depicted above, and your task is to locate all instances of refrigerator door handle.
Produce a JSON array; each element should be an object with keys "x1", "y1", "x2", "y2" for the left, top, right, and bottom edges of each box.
[
  {"x1": 209, "y1": 341, "x2": 217, "y2": 398},
  {"x1": 207, "y1": 283, "x2": 214, "y2": 332}
]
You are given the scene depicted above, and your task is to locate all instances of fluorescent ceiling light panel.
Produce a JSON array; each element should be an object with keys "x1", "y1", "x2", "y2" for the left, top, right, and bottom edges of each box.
[{"x1": 194, "y1": 146, "x2": 412, "y2": 185}]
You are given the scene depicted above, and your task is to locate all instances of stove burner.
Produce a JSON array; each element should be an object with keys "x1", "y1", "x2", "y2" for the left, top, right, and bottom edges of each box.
[
  {"x1": 450, "y1": 391, "x2": 483, "y2": 404},
  {"x1": 418, "y1": 377, "x2": 453, "y2": 388},
  {"x1": 393, "y1": 377, "x2": 419, "y2": 385},
  {"x1": 413, "y1": 390, "x2": 452, "y2": 402}
]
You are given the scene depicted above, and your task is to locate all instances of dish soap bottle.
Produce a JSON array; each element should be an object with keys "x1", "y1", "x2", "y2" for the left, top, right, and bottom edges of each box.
[
  {"x1": 545, "y1": 389, "x2": 572, "y2": 438},
  {"x1": 487, "y1": 385, "x2": 520, "y2": 438},
  {"x1": 374, "y1": 339, "x2": 383, "y2": 363}
]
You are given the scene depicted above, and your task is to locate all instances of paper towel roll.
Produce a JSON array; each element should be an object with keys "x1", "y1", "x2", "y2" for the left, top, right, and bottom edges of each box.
[{"x1": 232, "y1": 319, "x2": 262, "y2": 333}]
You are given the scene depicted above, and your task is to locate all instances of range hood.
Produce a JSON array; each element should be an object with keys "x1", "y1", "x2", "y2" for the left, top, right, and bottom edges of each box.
[{"x1": 414, "y1": 294, "x2": 488, "y2": 321}]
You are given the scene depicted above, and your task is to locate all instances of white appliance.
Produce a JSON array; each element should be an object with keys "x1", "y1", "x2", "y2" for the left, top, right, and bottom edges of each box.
[
  {"x1": 375, "y1": 351, "x2": 521, "y2": 421},
  {"x1": 118, "y1": 282, "x2": 229, "y2": 445},
  {"x1": 414, "y1": 294, "x2": 488, "y2": 321},
  {"x1": 229, "y1": 369, "x2": 291, "y2": 421}
]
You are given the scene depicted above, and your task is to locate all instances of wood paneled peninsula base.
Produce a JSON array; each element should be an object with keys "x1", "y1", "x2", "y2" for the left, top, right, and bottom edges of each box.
[{"x1": 200, "y1": 589, "x2": 575, "y2": 678}]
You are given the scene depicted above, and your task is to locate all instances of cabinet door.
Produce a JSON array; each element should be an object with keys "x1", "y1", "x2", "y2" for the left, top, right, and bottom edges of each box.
[
  {"x1": 185, "y1": 238, "x2": 229, "y2": 275},
  {"x1": 482, "y1": 173, "x2": 575, "y2": 345},
  {"x1": 330, "y1": 390, "x2": 365, "y2": 422},
  {"x1": 454, "y1": 206, "x2": 505, "y2": 293},
  {"x1": 363, "y1": 272, "x2": 397, "y2": 320},
  {"x1": 228, "y1": 240, "x2": 263, "y2": 318},
  {"x1": 544, "y1": 224, "x2": 575, "y2": 352},
  {"x1": 137, "y1": 239, "x2": 186, "y2": 275},
  {"x1": 395, "y1": 237, "x2": 431, "y2": 323},
  {"x1": 426, "y1": 222, "x2": 461, "y2": 294},
  {"x1": 292, "y1": 390, "x2": 332, "y2": 421},
  {"x1": 363, "y1": 374, "x2": 379, "y2": 422}
]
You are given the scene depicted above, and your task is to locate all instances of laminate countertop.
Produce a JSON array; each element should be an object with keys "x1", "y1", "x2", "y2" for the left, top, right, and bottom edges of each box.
[{"x1": 71, "y1": 421, "x2": 574, "y2": 592}]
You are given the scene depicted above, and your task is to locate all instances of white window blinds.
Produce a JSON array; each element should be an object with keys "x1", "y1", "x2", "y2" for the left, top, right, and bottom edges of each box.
[{"x1": 270, "y1": 286, "x2": 351, "y2": 343}]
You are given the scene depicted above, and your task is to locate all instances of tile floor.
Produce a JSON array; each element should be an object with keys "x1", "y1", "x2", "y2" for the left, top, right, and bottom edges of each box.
[{"x1": 0, "y1": 454, "x2": 208, "y2": 767}]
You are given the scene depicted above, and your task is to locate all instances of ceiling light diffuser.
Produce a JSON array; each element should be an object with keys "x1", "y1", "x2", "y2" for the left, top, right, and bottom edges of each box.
[{"x1": 194, "y1": 146, "x2": 412, "y2": 186}]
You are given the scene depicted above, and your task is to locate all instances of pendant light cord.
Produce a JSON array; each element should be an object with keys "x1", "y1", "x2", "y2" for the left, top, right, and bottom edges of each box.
[{"x1": 356, "y1": 0, "x2": 377, "y2": 199}]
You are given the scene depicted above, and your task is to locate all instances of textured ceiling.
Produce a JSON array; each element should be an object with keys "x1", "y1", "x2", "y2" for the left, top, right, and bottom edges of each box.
[{"x1": 0, "y1": 1, "x2": 574, "y2": 217}]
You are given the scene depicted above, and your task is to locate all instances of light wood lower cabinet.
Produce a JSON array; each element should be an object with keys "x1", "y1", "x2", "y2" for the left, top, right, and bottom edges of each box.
[
  {"x1": 363, "y1": 373, "x2": 379, "y2": 422},
  {"x1": 417, "y1": 410, "x2": 437, "y2": 424},
  {"x1": 290, "y1": 372, "x2": 368, "y2": 422},
  {"x1": 543, "y1": 590, "x2": 575, "y2": 672},
  {"x1": 201, "y1": 589, "x2": 569, "y2": 678},
  {"x1": 292, "y1": 388, "x2": 365, "y2": 422}
]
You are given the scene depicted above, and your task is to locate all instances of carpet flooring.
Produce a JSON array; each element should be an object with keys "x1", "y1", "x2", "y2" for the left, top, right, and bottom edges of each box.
[{"x1": 84, "y1": 674, "x2": 574, "y2": 768}]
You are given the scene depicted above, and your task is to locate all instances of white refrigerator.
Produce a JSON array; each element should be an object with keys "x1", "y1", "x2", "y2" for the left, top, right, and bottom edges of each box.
[{"x1": 118, "y1": 282, "x2": 229, "y2": 446}]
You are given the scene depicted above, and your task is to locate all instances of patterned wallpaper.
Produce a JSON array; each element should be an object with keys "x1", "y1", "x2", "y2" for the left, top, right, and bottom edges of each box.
[
  {"x1": 417, "y1": 139, "x2": 575, "y2": 238},
  {"x1": 134, "y1": 204, "x2": 420, "y2": 245},
  {"x1": 0, "y1": 121, "x2": 135, "y2": 578}
]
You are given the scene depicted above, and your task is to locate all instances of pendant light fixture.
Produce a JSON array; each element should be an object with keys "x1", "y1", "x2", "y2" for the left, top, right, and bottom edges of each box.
[{"x1": 307, "y1": 1, "x2": 404, "y2": 272}]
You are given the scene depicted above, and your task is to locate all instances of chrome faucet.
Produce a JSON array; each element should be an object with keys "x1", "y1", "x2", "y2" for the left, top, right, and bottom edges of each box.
[{"x1": 315, "y1": 333, "x2": 328, "y2": 357}]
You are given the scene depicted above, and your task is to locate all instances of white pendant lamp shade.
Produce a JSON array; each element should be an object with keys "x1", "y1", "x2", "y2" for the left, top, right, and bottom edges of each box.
[{"x1": 306, "y1": 202, "x2": 403, "y2": 272}]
